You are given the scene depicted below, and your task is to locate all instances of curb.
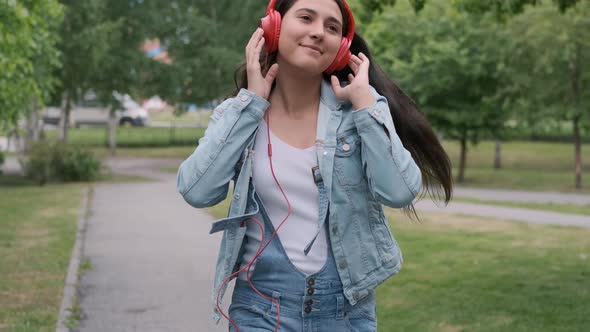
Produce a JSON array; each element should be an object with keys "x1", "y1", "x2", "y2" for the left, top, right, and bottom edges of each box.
[{"x1": 55, "y1": 186, "x2": 92, "y2": 332}]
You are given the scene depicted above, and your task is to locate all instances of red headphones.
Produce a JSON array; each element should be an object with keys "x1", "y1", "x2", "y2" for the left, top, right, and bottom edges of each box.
[{"x1": 259, "y1": 0, "x2": 356, "y2": 74}]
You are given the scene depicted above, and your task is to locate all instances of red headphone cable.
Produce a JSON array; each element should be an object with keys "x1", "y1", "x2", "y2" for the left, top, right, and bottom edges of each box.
[{"x1": 216, "y1": 110, "x2": 291, "y2": 332}]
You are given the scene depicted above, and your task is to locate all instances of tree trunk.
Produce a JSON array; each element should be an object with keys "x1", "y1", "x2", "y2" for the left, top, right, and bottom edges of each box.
[
  {"x1": 24, "y1": 99, "x2": 41, "y2": 153},
  {"x1": 170, "y1": 118, "x2": 176, "y2": 145},
  {"x1": 60, "y1": 93, "x2": 72, "y2": 143},
  {"x1": 458, "y1": 135, "x2": 467, "y2": 183},
  {"x1": 571, "y1": 44, "x2": 582, "y2": 189},
  {"x1": 494, "y1": 139, "x2": 502, "y2": 169},
  {"x1": 573, "y1": 116, "x2": 582, "y2": 189},
  {"x1": 108, "y1": 106, "x2": 117, "y2": 156}
]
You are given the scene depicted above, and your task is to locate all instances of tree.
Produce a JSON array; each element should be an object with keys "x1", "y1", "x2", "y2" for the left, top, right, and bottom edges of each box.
[
  {"x1": 361, "y1": 0, "x2": 581, "y2": 14},
  {"x1": 136, "y1": 0, "x2": 268, "y2": 106},
  {"x1": 0, "y1": 0, "x2": 63, "y2": 155},
  {"x1": 507, "y1": 1, "x2": 590, "y2": 188},
  {"x1": 53, "y1": 0, "x2": 115, "y2": 143},
  {"x1": 0, "y1": 0, "x2": 63, "y2": 129},
  {"x1": 365, "y1": 0, "x2": 507, "y2": 183}
]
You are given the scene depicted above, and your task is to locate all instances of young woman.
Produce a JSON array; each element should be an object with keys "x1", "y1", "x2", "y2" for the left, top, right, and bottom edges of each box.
[{"x1": 177, "y1": 0, "x2": 453, "y2": 331}]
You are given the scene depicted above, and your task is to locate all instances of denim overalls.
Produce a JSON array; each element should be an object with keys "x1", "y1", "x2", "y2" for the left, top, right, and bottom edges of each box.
[{"x1": 229, "y1": 190, "x2": 377, "y2": 332}]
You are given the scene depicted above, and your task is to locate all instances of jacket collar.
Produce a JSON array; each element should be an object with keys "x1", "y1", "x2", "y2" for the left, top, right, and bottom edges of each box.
[{"x1": 320, "y1": 78, "x2": 349, "y2": 111}]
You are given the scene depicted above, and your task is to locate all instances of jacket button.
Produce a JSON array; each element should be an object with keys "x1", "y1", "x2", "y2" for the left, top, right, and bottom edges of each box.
[
  {"x1": 339, "y1": 260, "x2": 348, "y2": 269},
  {"x1": 233, "y1": 194, "x2": 240, "y2": 200},
  {"x1": 342, "y1": 143, "x2": 350, "y2": 151},
  {"x1": 332, "y1": 225, "x2": 338, "y2": 234},
  {"x1": 307, "y1": 287, "x2": 315, "y2": 295},
  {"x1": 239, "y1": 95, "x2": 250, "y2": 103},
  {"x1": 304, "y1": 306, "x2": 312, "y2": 313}
]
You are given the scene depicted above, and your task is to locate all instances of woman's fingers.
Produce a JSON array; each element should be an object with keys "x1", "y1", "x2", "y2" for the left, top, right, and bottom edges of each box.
[
  {"x1": 246, "y1": 28, "x2": 262, "y2": 53},
  {"x1": 330, "y1": 75, "x2": 344, "y2": 96},
  {"x1": 265, "y1": 63, "x2": 279, "y2": 84},
  {"x1": 349, "y1": 54, "x2": 363, "y2": 75},
  {"x1": 255, "y1": 36, "x2": 265, "y2": 58},
  {"x1": 358, "y1": 52, "x2": 370, "y2": 72},
  {"x1": 247, "y1": 29, "x2": 265, "y2": 73}
]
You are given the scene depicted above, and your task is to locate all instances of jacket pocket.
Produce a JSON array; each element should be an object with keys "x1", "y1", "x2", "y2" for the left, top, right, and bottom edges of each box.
[
  {"x1": 370, "y1": 208, "x2": 401, "y2": 266},
  {"x1": 333, "y1": 133, "x2": 363, "y2": 187}
]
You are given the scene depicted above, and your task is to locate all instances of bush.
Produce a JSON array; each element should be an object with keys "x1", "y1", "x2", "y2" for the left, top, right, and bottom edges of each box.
[{"x1": 22, "y1": 140, "x2": 102, "y2": 185}]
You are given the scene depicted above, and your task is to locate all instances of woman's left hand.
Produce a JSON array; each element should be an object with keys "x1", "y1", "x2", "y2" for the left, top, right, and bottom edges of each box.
[{"x1": 330, "y1": 52, "x2": 376, "y2": 110}]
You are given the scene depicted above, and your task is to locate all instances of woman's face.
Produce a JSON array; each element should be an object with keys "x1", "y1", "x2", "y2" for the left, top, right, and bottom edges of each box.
[{"x1": 277, "y1": 0, "x2": 344, "y2": 74}]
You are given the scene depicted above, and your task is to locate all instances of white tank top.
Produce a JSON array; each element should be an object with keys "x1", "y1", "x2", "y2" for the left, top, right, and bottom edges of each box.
[{"x1": 238, "y1": 119, "x2": 328, "y2": 279}]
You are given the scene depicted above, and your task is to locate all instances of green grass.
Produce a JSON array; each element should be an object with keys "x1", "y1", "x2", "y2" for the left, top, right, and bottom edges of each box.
[
  {"x1": 149, "y1": 109, "x2": 211, "y2": 125},
  {"x1": 0, "y1": 176, "x2": 86, "y2": 332},
  {"x1": 207, "y1": 196, "x2": 590, "y2": 332},
  {"x1": 442, "y1": 141, "x2": 590, "y2": 192},
  {"x1": 378, "y1": 210, "x2": 590, "y2": 332},
  {"x1": 443, "y1": 141, "x2": 590, "y2": 171},
  {"x1": 44, "y1": 127, "x2": 205, "y2": 147},
  {"x1": 90, "y1": 146, "x2": 195, "y2": 159},
  {"x1": 453, "y1": 197, "x2": 590, "y2": 215}
]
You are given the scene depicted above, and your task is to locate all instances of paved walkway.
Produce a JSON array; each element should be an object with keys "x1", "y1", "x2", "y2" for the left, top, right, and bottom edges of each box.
[
  {"x1": 75, "y1": 158, "x2": 230, "y2": 332},
  {"x1": 415, "y1": 200, "x2": 590, "y2": 229},
  {"x1": 453, "y1": 187, "x2": 590, "y2": 206}
]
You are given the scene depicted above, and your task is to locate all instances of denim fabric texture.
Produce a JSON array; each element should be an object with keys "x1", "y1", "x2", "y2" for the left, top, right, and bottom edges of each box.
[
  {"x1": 176, "y1": 79, "x2": 422, "y2": 324},
  {"x1": 228, "y1": 192, "x2": 376, "y2": 332}
]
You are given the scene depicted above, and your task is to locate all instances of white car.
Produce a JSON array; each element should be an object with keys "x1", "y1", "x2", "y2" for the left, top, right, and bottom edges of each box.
[{"x1": 42, "y1": 91, "x2": 149, "y2": 128}]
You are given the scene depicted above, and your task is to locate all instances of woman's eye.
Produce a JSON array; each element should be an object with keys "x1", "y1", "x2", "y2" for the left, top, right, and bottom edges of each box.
[
  {"x1": 300, "y1": 15, "x2": 311, "y2": 21},
  {"x1": 328, "y1": 25, "x2": 339, "y2": 32}
]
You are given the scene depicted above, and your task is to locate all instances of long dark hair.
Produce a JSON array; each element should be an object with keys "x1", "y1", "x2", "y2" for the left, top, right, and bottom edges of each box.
[{"x1": 233, "y1": 0, "x2": 453, "y2": 215}]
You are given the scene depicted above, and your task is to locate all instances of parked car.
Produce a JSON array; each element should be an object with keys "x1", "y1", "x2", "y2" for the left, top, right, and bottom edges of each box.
[{"x1": 42, "y1": 91, "x2": 150, "y2": 128}]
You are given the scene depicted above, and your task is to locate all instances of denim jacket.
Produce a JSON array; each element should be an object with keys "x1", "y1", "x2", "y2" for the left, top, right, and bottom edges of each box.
[{"x1": 176, "y1": 79, "x2": 422, "y2": 323}]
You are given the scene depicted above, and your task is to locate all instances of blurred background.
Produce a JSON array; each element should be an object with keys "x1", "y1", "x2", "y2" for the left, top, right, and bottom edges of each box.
[{"x1": 0, "y1": 0, "x2": 588, "y2": 331}]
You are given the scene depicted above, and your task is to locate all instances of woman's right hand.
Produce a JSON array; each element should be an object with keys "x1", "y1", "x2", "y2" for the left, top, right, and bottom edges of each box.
[{"x1": 246, "y1": 28, "x2": 279, "y2": 100}]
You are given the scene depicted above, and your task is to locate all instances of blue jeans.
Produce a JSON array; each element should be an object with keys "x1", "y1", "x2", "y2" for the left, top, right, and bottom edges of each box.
[{"x1": 228, "y1": 193, "x2": 377, "y2": 332}]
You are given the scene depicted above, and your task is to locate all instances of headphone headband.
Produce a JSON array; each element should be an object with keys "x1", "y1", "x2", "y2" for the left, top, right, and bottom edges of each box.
[{"x1": 266, "y1": 0, "x2": 277, "y2": 15}]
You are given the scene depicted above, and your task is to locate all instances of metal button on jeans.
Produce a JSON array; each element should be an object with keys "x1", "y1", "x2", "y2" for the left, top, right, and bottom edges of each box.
[
  {"x1": 304, "y1": 306, "x2": 312, "y2": 313},
  {"x1": 305, "y1": 299, "x2": 313, "y2": 306},
  {"x1": 307, "y1": 287, "x2": 315, "y2": 295},
  {"x1": 307, "y1": 278, "x2": 315, "y2": 286}
]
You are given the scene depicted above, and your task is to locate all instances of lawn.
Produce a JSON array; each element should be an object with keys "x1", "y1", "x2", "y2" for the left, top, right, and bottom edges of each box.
[
  {"x1": 443, "y1": 141, "x2": 590, "y2": 192},
  {"x1": 378, "y1": 210, "x2": 589, "y2": 332},
  {"x1": 208, "y1": 195, "x2": 590, "y2": 332},
  {"x1": 44, "y1": 127, "x2": 205, "y2": 148},
  {"x1": 0, "y1": 176, "x2": 86, "y2": 332}
]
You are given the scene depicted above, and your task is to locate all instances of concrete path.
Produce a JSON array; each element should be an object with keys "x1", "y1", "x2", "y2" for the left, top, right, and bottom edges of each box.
[
  {"x1": 75, "y1": 159, "x2": 231, "y2": 332},
  {"x1": 415, "y1": 200, "x2": 590, "y2": 229},
  {"x1": 453, "y1": 187, "x2": 590, "y2": 206}
]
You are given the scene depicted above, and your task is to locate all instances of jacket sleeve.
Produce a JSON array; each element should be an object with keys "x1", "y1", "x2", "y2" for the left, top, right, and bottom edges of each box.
[
  {"x1": 176, "y1": 89, "x2": 269, "y2": 208},
  {"x1": 351, "y1": 87, "x2": 422, "y2": 208}
]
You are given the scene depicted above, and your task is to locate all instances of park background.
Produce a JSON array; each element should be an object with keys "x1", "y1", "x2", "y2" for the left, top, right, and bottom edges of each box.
[{"x1": 0, "y1": 0, "x2": 589, "y2": 331}]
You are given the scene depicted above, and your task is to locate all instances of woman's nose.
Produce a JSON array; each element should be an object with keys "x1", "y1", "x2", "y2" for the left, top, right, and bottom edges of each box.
[{"x1": 309, "y1": 23, "x2": 325, "y2": 40}]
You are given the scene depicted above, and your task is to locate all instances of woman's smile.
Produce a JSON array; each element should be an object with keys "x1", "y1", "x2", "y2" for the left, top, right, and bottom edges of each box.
[{"x1": 301, "y1": 44, "x2": 323, "y2": 55}]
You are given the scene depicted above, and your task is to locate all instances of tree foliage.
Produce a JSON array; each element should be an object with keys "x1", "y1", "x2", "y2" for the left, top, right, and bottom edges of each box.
[{"x1": 0, "y1": 0, "x2": 63, "y2": 128}]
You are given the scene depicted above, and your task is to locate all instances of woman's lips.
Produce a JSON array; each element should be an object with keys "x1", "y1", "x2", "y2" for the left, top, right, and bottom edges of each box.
[{"x1": 301, "y1": 45, "x2": 322, "y2": 54}]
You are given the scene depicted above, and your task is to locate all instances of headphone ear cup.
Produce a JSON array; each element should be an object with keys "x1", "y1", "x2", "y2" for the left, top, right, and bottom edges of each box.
[
  {"x1": 325, "y1": 38, "x2": 352, "y2": 74},
  {"x1": 260, "y1": 10, "x2": 281, "y2": 53}
]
